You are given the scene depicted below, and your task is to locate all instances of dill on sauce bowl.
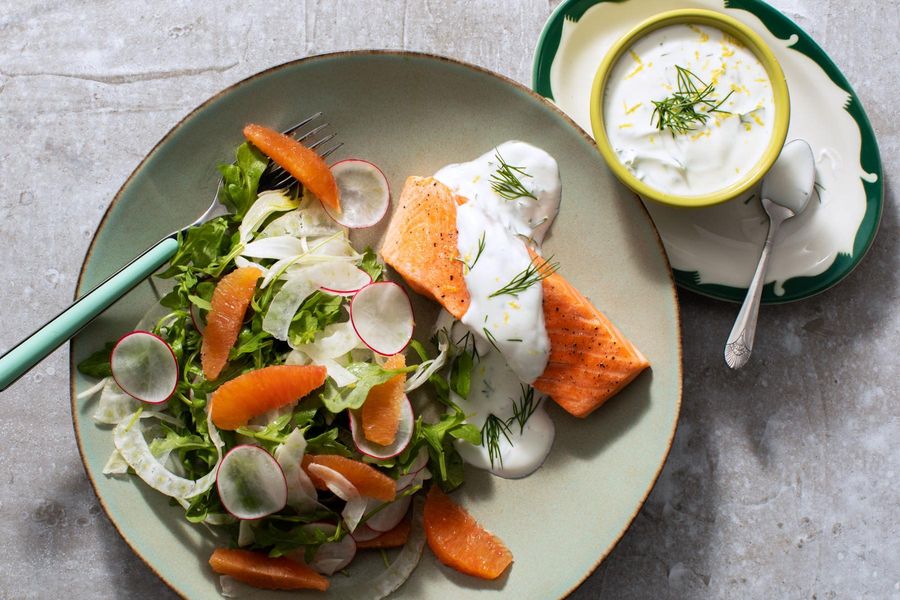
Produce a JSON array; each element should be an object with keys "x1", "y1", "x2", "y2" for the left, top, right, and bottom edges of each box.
[{"x1": 589, "y1": 8, "x2": 790, "y2": 208}]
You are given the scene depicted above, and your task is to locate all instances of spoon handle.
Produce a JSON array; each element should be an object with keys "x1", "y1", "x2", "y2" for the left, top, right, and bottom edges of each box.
[{"x1": 724, "y1": 211, "x2": 783, "y2": 369}]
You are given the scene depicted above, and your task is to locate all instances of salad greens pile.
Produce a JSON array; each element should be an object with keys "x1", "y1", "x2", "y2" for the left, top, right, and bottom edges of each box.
[{"x1": 77, "y1": 140, "x2": 483, "y2": 568}]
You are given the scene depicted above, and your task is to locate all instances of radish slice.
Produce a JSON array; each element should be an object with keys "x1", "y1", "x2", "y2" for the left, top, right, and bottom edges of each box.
[
  {"x1": 292, "y1": 522, "x2": 357, "y2": 575},
  {"x1": 396, "y1": 467, "x2": 432, "y2": 493},
  {"x1": 216, "y1": 445, "x2": 287, "y2": 520},
  {"x1": 307, "y1": 463, "x2": 367, "y2": 532},
  {"x1": 350, "y1": 282, "x2": 414, "y2": 356},
  {"x1": 317, "y1": 262, "x2": 372, "y2": 295},
  {"x1": 407, "y1": 447, "x2": 429, "y2": 475},
  {"x1": 351, "y1": 524, "x2": 382, "y2": 542},
  {"x1": 349, "y1": 395, "x2": 414, "y2": 460},
  {"x1": 110, "y1": 331, "x2": 178, "y2": 404},
  {"x1": 325, "y1": 159, "x2": 391, "y2": 228},
  {"x1": 367, "y1": 494, "x2": 412, "y2": 533}
]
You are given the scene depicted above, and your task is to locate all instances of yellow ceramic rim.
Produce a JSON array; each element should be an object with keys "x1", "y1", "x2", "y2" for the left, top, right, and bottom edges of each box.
[{"x1": 590, "y1": 9, "x2": 790, "y2": 208}]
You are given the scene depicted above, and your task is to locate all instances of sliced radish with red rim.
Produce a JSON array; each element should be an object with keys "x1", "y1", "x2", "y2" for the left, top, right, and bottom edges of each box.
[
  {"x1": 349, "y1": 395, "x2": 414, "y2": 460},
  {"x1": 351, "y1": 524, "x2": 382, "y2": 542},
  {"x1": 216, "y1": 445, "x2": 287, "y2": 520},
  {"x1": 306, "y1": 463, "x2": 367, "y2": 531},
  {"x1": 317, "y1": 263, "x2": 372, "y2": 295},
  {"x1": 110, "y1": 330, "x2": 178, "y2": 404},
  {"x1": 366, "y1": 494, "x2": 412, "y2": 533},
  {"x1": 290, "y1": 522, "x2": 357, "y2": 575},
  {"x1": 350, "y1": 282, "x2": 414, "y2": 356},
  {"x1": 325, "y1": 159, "x2": 391, "y2": 229}
]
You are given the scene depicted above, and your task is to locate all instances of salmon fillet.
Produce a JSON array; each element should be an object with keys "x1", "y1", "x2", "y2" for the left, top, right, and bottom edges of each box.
[
  {"x1": 531, "y1": 269, "x2": 649, "y2": 417},
  {"x1": 381, "y1": 177, "x2": 469, "y2": 319},
  {"x1": 380, "y1": 177, "x2": 649, "y2": 417}
]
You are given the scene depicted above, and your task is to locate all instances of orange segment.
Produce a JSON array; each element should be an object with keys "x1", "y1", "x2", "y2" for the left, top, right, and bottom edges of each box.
[
  {"x1": 201, "y1": 267, "x2": 262, "y2": 381},
  {"x1": 357, "y1": 515, "x2": 411, "y2": 549},
  {"x1": 302, "y1": 454, "x2": 396, "y2": 502},
  {"x1": 424, "y1": 486, "x2": 512, "y2": 580},
  {"x1": 208, "y1": 547, "x2": 329, "y2": 591},
  {"x1": 243, "y1": 123, "x2": 340, "y2": 213},
  {"x1": 360, "y1": 354, "x2": 406, "y2": 445},
  {"x1": 210, "y1": 365, "x2": 326, "y2": 430}
]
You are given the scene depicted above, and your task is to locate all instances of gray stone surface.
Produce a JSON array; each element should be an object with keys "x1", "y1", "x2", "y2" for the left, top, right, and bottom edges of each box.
[{"x1": 0, "y1": 1, "x2": 896, "y2": 598}]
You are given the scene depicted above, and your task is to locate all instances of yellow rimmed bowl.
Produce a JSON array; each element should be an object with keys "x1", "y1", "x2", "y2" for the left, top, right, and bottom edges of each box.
[{"x1": 590, "y1": 8, "x2": 790, "y2": 208}]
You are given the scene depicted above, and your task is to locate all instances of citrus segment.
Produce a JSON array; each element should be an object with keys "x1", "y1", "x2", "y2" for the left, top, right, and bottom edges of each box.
[
  {"x1": 208, "y1": 547, "x2": 329, "y2": 591},
  {"x1": 423, "y1": 486, "x2": 512, "y2": 580},
  {"x1": 210, "y1": 365, "x2": 327, "y2": 430},
  {"x1": 360, "y1": 354, "x2": 406, "y2": 445},
  {"x1": 302, "y1": 454, "x2": 396, "y2": 502},
  {"x1": 201, "y1": 267, "x2": 262, "y2": 381},
  {"x1": 243, "y1": 123, "x2": 341, "y2": 213}
]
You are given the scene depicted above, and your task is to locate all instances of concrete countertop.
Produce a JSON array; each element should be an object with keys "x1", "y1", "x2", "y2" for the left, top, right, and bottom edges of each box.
[{"x1": 0, "y1": 1, "x2": 896, "y2": 598}]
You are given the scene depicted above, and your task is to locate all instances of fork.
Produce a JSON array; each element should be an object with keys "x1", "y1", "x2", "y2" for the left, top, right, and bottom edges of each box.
[{"x1": 0, "y1": 113, "x2": 342, "y2": 391}]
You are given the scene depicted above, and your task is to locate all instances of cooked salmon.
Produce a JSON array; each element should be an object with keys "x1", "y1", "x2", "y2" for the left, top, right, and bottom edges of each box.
[
  {"x1": 380, "y1": 177, "x2": 649, "y2": 418},
  {"x1": 381, "y1": 177, "x2": 469, "y2": 319}
]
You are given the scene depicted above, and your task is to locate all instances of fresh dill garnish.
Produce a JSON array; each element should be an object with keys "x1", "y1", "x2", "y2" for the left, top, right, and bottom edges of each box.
[
  {"x1": 509, "y1": 385, "x2": 539, "y2": 434},
  {"x1": 453, "y1": 331, "x2": 481, "y2": 361},
  {"x1": 455, "y1": 231, "x2": 487, "y2": 273},
  {"x1": 489, "y1": 255, "x2": 559, "y2": 298},
  {"x1": 482, "y1": 413, "x2": 512, "y2": 468},
  {"x1": 651, "y1": 65, "x2": 734, "y2": 135},
  {"x1": 490, "y1": 151, "x2": 537, "y2": 201},
  {"x1": 454, "y1": 330, "x2": 481, "y2": 362},
  {"x1": 482, "y1": 327, "x2": 503, "y2": 353}
]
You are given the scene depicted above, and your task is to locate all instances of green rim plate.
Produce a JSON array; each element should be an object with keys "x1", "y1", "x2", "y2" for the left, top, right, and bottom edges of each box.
[
  {"x1": 533, "y1": 0, "x2": 883, "y2": 304},
  {"x1": 70, "y1": 51, "x2": 682, "y2": 599}
]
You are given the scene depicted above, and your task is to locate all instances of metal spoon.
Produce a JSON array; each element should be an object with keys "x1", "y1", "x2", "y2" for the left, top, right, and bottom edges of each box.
[{"x1": 724, "y1": 139, "x2": 816, "y2": 369}]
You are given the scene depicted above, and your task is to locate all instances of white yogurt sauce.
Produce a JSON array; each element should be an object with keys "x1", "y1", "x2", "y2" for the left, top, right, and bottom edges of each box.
[
  {"x1": 433, "y1": 141, "x2": 561, "y2": 478},
  {"x1": 452, "y1": 352, "x2": 555, "y2": 479},
  {"x1": 435, "y1": 141, "x2": 561, "y2": 245},
  {"x1": 604, "y1": 23, "x2": 776, "y2": 197}
]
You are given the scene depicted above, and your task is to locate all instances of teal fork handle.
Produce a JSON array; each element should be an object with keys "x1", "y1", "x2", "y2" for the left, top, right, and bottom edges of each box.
[{"x1": 0, "y1": 236, "x2": 180, "y2": 391}]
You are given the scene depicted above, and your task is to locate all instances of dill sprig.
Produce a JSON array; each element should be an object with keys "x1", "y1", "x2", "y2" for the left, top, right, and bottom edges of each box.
[
  {"x1": 482, "y1": 327, "x2": 503, "y2": 353},
  {"x1": 482, "y1": 413, "x2": 512, "y2": 468},
  {"x1": 489, "y1": 255, "x2": 559, "y2": 298},
  {"x1": 454, "y1": 330, "x2": 481, "y2": 362},
  {"x1": 490, "y1": 151, "x2": 537, "y2": 201},
  {"x1": 455, "y1": 231, "x2": 486, "y2": 273},
  {"x1": 510, "y1": 385, "x2": 539, "y2": 434},
  {"x1": 651, "y1": 65, "x2": 733, "y2": 135}
]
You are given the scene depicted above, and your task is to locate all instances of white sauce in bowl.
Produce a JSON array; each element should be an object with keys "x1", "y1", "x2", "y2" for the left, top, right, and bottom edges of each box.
[
  {"x1": 604, "y1": 23, "x2": 776, "y2": 197},
  {"x1": 433, "y1": 141, "x2": 561, "y2": 478}
]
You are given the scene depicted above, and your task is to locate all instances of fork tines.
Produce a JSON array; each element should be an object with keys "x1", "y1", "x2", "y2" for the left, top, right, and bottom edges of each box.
[{"x1": 264, "y1": 113, "x2": 343, "y2": 189}]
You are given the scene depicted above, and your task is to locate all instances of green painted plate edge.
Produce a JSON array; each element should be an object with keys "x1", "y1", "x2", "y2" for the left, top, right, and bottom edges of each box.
[{"x1": 532, "y1": 0, "x2": 884, "y2": 304}]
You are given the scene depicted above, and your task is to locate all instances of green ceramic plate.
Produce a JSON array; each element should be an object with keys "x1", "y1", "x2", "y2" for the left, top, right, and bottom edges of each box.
[
  {"x1": 533, "y1": 0, "x2": 883, "y2": 304},
  {"x1": 70, "y1": 52, "x2": 681, "y2": 599}
]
